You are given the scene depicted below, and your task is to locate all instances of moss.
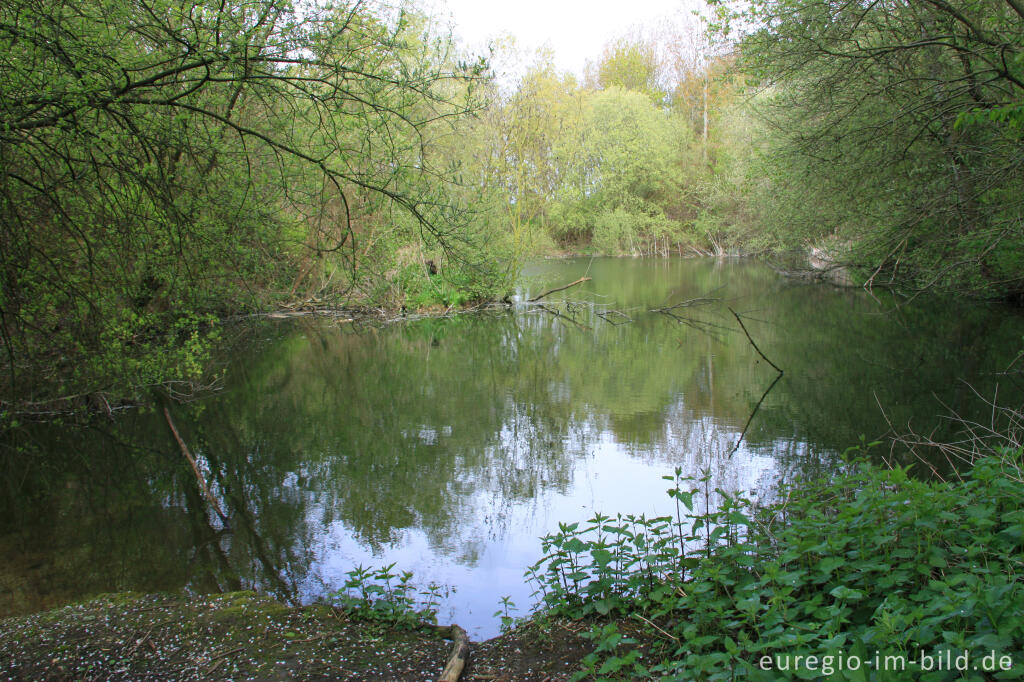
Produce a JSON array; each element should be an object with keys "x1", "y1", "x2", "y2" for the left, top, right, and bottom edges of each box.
[{"x1": 204, "y1": 593, "x2": 291, "y2": 626}]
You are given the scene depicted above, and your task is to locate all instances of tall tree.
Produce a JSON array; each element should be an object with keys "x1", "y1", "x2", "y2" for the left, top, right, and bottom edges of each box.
[
  {"x1": 588, "y1": 35, "x2": 670, "y2": 104},
  {"x1": 0, "y1": 0, "x2": 488, "y2": 402},
  {"x1": 714, "y1": 0, "x2": 1024, "y2": 296}
]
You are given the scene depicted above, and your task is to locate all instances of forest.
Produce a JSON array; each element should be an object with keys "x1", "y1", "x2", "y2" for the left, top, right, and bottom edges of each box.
[{"x1": 0, "y1": 0, "x2": 1022, "y2": 407}]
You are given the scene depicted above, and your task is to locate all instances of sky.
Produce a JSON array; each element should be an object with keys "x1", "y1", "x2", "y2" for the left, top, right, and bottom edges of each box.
[{"x1": 431, "y1": 0, "x2": 694, "y2": 78}]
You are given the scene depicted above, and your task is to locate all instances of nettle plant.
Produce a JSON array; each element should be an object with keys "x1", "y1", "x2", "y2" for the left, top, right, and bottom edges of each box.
[
  {"x1": 527, "y1": 447, "x2": 1024, "y2": 680},
  {"x1": 331, "y1": 564, "x2": 446, "y2": 629}
]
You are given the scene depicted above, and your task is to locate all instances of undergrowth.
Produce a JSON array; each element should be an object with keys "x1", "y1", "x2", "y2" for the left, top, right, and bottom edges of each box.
[
  {"x1": 527, "y1": 445, "x2": 1024, "y2": 680},
  {"x1": 330, "y1": 564, "x2": 446, "y2": 629}
]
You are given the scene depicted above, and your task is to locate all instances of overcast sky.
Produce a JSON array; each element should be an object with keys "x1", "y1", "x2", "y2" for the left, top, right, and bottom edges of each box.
[{"x1": 432, "y1": 0, "x2": 695, "y2": 78}]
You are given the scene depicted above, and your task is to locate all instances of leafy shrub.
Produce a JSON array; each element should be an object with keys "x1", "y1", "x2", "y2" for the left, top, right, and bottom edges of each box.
[
  {"x1": 330, "y1": 564, "x2": 445, "y2": 629},
  {"x1": 528, "y1": 448, "x2": 1024, "y2": 679}
]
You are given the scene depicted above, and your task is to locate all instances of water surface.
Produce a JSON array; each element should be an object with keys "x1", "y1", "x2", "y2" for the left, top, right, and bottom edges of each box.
[{"x1": 2, "y1": 258, "x2": 1022, "y2": 638}]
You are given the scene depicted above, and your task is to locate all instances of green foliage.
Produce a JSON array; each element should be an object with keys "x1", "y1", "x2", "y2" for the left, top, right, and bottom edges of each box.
[
  {"x1": 0, "y1": 0, "x2": 497, "y2": 403},
  {"x1": 401, "y1": 266, "x2": 495, "y2": 309},
  {"x1": 529, "y1": 449, "x2": 1024, "y2": 679},
  {"x1": 591, "y1": 37, "x2": 670, "y2": 104},
  {"x1": 331, "y1": 564, "x2": 444, "y2": 629},
  {"x1": 475, "y1": 28, "x2": 752, "y2": 259},
  {"x1": 575, "y1": 622, "x2": 643, "y2": 680},
  {"x1": 493, "y1": 595, "x2": 519, "y2": 634},
  {"x1": 544, "y1": 87, "x2": 699, "y2": 255},
  {"x1": 714, "y1": 0, "x2": 1024, "y2": 297}
]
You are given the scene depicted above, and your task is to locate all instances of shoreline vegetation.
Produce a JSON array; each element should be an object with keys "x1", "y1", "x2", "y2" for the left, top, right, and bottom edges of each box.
[{"x1": 2, "y1": 447, "x2": 1021, "y2": 680}]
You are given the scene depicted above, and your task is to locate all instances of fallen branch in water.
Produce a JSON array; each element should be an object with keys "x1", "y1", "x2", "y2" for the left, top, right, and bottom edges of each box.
[
  {"x1": 596, "y1": 309, "x2": 633, "y2": 325},
  {"x1": 429, "y1": 623, "x2": 470, "y2": 682},
  {"x1": 650, "y1": 296, "x2": 719, "y2": 314},
  {"x1": 729, "y1": 307, "x2": 783, "y2": 374},
  {"x1": 650, "y1": 285, "x2": 725, "y2": 315},
  {"x1": 529, "y1": 277, "x2": 591, "y2": 302},
  {"x1": 536, "y1": 304, "x2": 593, "y2": 331},
  {"x1": 731, "y1": 373, "x2": 783, "y2": 456},
  {"x1": 164, "y1": 407, "x2": 230, "y2": 528},
  {"x1": 729, "y1": 307, "x2": 784, "y2": 456}
]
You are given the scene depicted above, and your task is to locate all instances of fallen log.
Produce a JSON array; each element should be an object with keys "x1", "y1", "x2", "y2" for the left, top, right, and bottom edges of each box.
[{"x1": 430, "y1": 623, "x2": 470, "y2": 682}]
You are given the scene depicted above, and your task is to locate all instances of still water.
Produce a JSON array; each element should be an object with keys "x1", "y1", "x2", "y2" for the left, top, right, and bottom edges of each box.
[{"x1": 2, "y1": 258, "x2": 1022, "y2": 638}]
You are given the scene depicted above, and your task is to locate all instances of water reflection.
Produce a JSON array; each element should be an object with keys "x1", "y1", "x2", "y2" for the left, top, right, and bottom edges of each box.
[{"x1": 1, "y1": 258, "x2": 1021, "y2": 637}]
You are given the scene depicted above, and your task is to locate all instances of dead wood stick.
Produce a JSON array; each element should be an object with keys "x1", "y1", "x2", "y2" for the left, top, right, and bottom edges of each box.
[
  {"x1": 430, "y1": 623, "x2": 470, "y2": 682},
  {"x1": 596, "y1": 309, "x2": 633, "y2": 325},
  {"x1": 528, "y1": 276, "x2": 591, "y2": 302},
  {"x1": 650, "y1": 296, "x2": 718, "y2": 313},
  {"x1": 537, "y1": 304, "x2": 593, "y2": 331},
  {"x1": 731, "y1": 372, "x2": 783, "y2": 456},
  {"x1": 164, "y1": 408, "x2": 230, "y2": 526},
  {"x1": 728, "y1": 307, "x2": 783, "y2": 375},
  {"x1": 632, "y1": 613, "x2": 679, "y2": 641},
  {"x1": 208, "y1": 645, "x2": 246, "y2": 662}
]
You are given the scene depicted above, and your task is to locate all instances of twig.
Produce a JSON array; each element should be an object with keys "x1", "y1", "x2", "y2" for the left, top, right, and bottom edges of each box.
[
  {"x1": 536, "y1": 304, "x2": 592, "y2": 331},
  {"x1": 665, "y1": 313, "x2": 733, "y2": 339},
  {"x1": 729, "y1": 308, "x2": 783, "y2": 374},
  {"x1": 208, "y1": 645, "x2": 245, "y2": 662},
  {"x1": 650, "y1": 296, "x2": 719, "y2": 313},
  {"x1": 596, "y1": 309, "x2": 633, "y2": 325},
  {"x1": 631, "y1": 613, "x2": 679, "y2": 642},
  {"x1": 164, "y1": 408, "x2": 231, "y2": 527},
  {"x1": 204, "y1": 646, "x2": 246, "y2": 677},
  {"x1": 874, "y1": 392, "x2": 946, "y2": 481},
  {"x1": 528, "y1": 277, "x2": 591, "y2": 302}
]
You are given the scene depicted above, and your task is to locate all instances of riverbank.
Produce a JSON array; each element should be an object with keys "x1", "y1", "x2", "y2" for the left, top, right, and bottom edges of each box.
[{"x1": 0, "y1": 592, "x2": 598, "y2": 681}]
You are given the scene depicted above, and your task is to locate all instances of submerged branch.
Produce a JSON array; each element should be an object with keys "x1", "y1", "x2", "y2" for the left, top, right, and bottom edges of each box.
[
  {"x1": 535, "y1": 304, "x2": 593, "y2": 331},
  {"x1": 731, "y1": 373, "x2": 784, "y2": 456},
  {"x1": 728, "y1": 307, "x2": 784, "y2": 455},
  {"x1": 528, "y1": 277, "x2": 591, "y2": 302},
  {"x1": 729, "y1": 307, "x2": 784, "y2": 375},
  {"x1": 164, "y1": 407, "x2": 231, "y2": 528},
  {"x1": 650, "y1": 296, "x2": 719, "y2": 314},
  {"x1": 596, "y1": 309, "x2": 633, "y2": 325}
]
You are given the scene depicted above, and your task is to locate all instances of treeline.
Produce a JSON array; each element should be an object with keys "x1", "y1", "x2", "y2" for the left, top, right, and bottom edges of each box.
[
  {"x1": 481, "y1": 0, "x2": 1024, "y2": 300},
  {"x1": 470, "y1": 27, "x2": 750, "y2": 259}
]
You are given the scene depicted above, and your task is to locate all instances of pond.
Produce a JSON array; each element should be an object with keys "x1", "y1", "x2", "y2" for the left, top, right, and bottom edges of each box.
[{"x1": 2, "y1": 257, "x2": 1022, "y2": 638}]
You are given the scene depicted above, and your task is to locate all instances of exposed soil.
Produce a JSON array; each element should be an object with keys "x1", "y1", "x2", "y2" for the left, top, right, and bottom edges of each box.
[{"x1": 0, "y1": 592, "x2": 596, "y2": 681}]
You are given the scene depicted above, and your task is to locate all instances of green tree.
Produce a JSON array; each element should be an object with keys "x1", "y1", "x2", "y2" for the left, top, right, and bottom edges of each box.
[
  {"x1": 551, "y1": 88, "x2": 699, "y2": 254},
  {"x1": 0, "y1": 0, "x2": 489, "y2": 403},
  {"x1": 588, "y1": 35, "x2": 670, "y2": 104},
  {"x1": 714, "y1": 0, "x2": 1024, "y2": 296}
]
